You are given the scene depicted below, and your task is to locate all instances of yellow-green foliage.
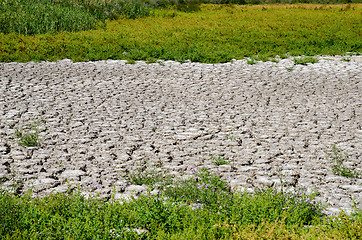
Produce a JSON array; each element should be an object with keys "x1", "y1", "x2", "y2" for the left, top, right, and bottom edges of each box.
[
  {"x1": 0, "y1": 4, "x2": 361, "y2": 63},
  {"x1": 1, "y1": 168, "x2": 361, "y2": 239}
]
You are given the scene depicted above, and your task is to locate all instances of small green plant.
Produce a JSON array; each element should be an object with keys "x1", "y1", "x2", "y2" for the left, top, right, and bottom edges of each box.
[
  {"x1": 125, "y1": 165, "x2": 173, "y2": 189},
  {"x1": 163, "y1": 167, "x2": 234, "y2": 211},
  {"x1": 14, "y1": 123, "x2": 41, "y2": 147},
  {"x1": 285, "y1": 67, "x2": 294, "y2": 71},
  {"x1": 126, "y1": 59, "x2": 136, "y2": 64},
  {"x1": 246, "y1": 57, "x2": 257, "y2": 65},
  {"x1": 0, "y1": 167, "x2": 25, "y2": 196},
  {"x1": 341, "y1": 58, "x2": 351, "y2": 62},
  {"x1": 293, "y1": 56, "x2": 319, "y2": 65},
  {"x1": 211, "y1": 154, "x2": 231, "y2": 166},
  {"x1": 157, "y1": 60, "x2": 165, "y2": 66},
  {"x1": 146, "y1": 57, "x2": 158, "y2": 63},
  {"x1": 327, "y1": 146, "x2": 361, "y2": 178},
  {"x1": 227, "y1": 133, "x2": 234, "y2": 140}
]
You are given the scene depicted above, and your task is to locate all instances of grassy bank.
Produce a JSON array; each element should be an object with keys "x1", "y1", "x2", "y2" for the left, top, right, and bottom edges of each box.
[
  {"x1": 1, "y1": 168, "x2": 361, "y2": 239},
  {"x1": 0, "y1": 4, "x2": 361, "y2": 63}
]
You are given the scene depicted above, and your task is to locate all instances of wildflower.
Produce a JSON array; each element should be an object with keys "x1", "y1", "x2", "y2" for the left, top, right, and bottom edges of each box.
[
  {"x1": 192, "y1": 203, "x2": 204, "y2": 210},
  {"x1": 321, "y1": 209, "x2": 327, "y2": 215}
]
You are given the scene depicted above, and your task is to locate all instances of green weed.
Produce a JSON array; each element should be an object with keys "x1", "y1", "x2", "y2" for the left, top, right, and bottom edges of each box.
[
  {"x1": 246, "y1": 57, "x2": 257, "y2": 65},
  {"x1": 341, "y1": 58, "x2": 351, "y2": 62},
  {"x1": 293, "y1": 56, "x2": 319, "y2": 65},
  {"x1": 146, "y1": 57, "x2": 158, "y2": 63},
  {"x1": 14, "y1": 123, "x2": 41, "y2": 147},
  {"x1": 0, "y1": 170, "x2": 24, "y2": 196},
  {"x1": 211, "y1": 154, "x2": 231, "y2": 166},
  {"x1": 163, "y1": 168, "x2": 234, "y2": 211},
  {"x1": 125, "y1": 164, "x2": 173, "y2": 189},
  {"x1": 327, "y1": 146, "x2": 361, "y2": 178}
]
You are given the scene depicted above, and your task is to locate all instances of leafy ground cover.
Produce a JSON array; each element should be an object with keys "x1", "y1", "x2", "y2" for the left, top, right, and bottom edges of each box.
[
  {"x1": 1, "y1": 168, "x2": 361, "y2": 239},
  {"x1": 0, "y1": 3, "x2": 361, "y2": 62}
]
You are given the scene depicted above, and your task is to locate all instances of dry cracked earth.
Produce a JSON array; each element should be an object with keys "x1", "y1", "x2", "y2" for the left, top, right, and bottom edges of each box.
[{"x1": 0, "y1": 56, "x2": 361, "y2": 215}]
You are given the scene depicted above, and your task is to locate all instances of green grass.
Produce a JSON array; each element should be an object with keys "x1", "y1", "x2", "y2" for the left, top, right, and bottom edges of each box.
[
  {"x1": 0, "y1": 3, "x2": 361, "y2": 63},
  {"x1": 246, "y1": 57, "x2": 257, "y2": 65},
  {"x1": 14, "y1": 123, "x2": 41, "y2": 147},
  {"x1": 293, "y1": 56, "x2": 319, "y2": 65},
  {"x1": 1, "y1": 168, "x2": 361, "y2": 239},
  {"x1": 0, "y1": 0, "x2": 152, "y2": 35},
  {"x1": 125, "y1": 164, "x2": 173, "y2": 189},
  {"x1": 211, "y1": 154, "x2": 231, "y2": 166}
]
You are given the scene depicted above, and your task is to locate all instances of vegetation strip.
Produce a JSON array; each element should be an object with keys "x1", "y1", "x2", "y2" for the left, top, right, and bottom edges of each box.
[
  {"x1": 1, "y1": 3, "x2": 361, "y2": 63},
  {"x1": 1, "y1": 168, "x2": 361, "y2": 239}
]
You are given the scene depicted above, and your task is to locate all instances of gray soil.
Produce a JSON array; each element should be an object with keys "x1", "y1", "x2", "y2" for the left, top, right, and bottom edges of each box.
[{"x1": 0, "y1": 56, "x2": 361, "y2": 215}]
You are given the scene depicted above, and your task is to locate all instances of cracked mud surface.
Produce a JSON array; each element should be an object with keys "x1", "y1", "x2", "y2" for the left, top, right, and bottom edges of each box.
[{"x1": 0, "y1": 56, "x2": 361, "y2": 215}]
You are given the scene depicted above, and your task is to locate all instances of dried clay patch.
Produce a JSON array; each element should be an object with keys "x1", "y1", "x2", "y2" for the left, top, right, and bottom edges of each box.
[{"x1": 0, "y1": 56, "x2": 361, "y2": 215}]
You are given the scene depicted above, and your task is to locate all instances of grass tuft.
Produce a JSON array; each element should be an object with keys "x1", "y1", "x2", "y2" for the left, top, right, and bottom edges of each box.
[
  {"x1": 14, "y1": 123, "x2": 41, "y2": 147},
  {"x1": 211, "y1": 154, "x2": 231, "y2": 166},
  {"x1": 293, "y1": 56, "x2": 319, "y2": 65},
  {"x1": 246, "y1": 57, "x2": 257, "y2": 65},
  {"x1": 125, "y1": 164, "x2": 173, "y2": 189}
]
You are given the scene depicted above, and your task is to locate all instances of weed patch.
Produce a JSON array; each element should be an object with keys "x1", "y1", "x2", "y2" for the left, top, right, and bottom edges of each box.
[
  {"x1": 327, "y1": 146, "x2": 361, "y2": 178},
  {"x1": 211, "y1": 154, "x2": 231, "y2": 166},
  {"x1": 293, "y1": 56, "x2": 319, "y2": 65},
  {"x1": 1, "y1": 4, "x2": 361, "y2": 62},
  {"x1": 163, "y1": 168, "x2": 234, "y2": 211},
  {"x1": 124, "y1": 163, "x2": 173, "y2": 189},
  {"x1": 14, "y1": 122, "x2": 43, "y2": 147},
  {"x1": 1, "y1": 167, "x2": 359, "y2": 239},
  {"x1": 246, "y1": 57, "x2": 257, "y2": 65}
]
